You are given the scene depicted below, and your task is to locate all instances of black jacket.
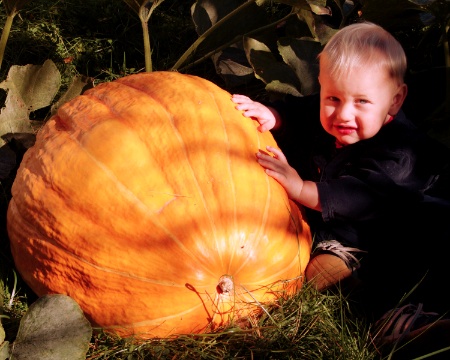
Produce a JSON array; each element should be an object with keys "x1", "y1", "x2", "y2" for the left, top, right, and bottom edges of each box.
[{"x1": 269, "y1": 93, "x2": 450, "y2": 314}]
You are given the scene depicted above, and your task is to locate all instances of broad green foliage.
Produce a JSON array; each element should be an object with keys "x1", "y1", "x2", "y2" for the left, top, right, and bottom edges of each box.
[
  {"x1": 173, "y1": 0, "x2": 339, "y2": 93},
  {"x1": 176, "y1": 0, "x2": 447, "y2": 98}
]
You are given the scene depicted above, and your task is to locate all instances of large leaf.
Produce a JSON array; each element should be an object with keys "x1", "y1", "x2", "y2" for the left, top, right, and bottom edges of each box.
[
  {"x1": 2, "y1": 59, "x2": 60, "y2": 110},
  {"x1": 173, "y1": 0, "x2": 269, "y2": 70},
  {"x1": 210, "y1": 47, "x2": 255, "y2": 88},
  {"x1": 0, "y1": 60, "x2": 60, "y2": 147},
  {"x1": 278, "y1": 37, "x2": 322, "y2": 95},
  {"x1": 175, "y1": 0, "x2": 343, "y2": 93},
  {"x1": 11, "y1": 295, "x2": 92, "y2": 360},
  {"x1": 244, "y1": 36, "x2": 302, "y2": 96},
  {"x1": 295, "y1": 6, "x2": 338, "y2": 44}
]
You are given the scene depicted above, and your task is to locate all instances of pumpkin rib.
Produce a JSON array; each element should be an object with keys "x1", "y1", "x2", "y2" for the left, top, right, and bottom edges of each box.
[
  {"x1": 110, "y1": 303, "x2": 207, "y2": 329},
  {"x1": 108, "y1": 76, "x2": 266, "y2": 276},
  {"x1": 222, "y1": 125, "x2": 271, "y2": 278},
  {"x1": 112, "y1": 78, "x2": 237, "y2": 259},
  {"x1": 56, "y1": 93, "x2": 112, "y2": 133},
  {"x1": 10, "y1": 224, "x2": 200, "y2": 288},
  {"x1": 208, "y1": 92, "x2": 238, "y2": 272},
  {"x1": 86, "y1": 80, "x2": 225, "y2": 262},
  {"x1": 191, "y1": 77, "x2": 276, "y2": 276},
  {"x1": 18, "y1": 111, "x2": 223, "y2": 282},
  {"x1": 61, "y1": 85, "x2": 225, "y2": 280},
  {"x1": 75, "y1": 143, "x2": 222, "y2": 280},
  {"x1": 8, "y1": 199, "x2": 217, "y2": 288},
  {"x1": 42, "y1": 117, "x2": 191, "y2": 253},
  {"x1": 212, "y1": 89, "x2": 280, "y2": 278},
  {"x1": 162, "y1": 109, "x2": 224, "y2": 266}
]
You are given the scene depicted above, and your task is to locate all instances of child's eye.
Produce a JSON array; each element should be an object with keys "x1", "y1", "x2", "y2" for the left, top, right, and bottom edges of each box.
[{"x1": 357, "y1": 99, "x2": 368, "y2": 104}]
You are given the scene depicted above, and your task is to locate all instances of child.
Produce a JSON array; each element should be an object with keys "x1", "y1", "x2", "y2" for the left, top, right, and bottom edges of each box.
[{"x1": 232, "y1": 22, "x2": 450, "y2": 349}]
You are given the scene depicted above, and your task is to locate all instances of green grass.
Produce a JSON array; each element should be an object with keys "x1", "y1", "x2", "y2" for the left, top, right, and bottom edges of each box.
[
  {"x1": 83, "y1": 283, "x2": 377, "y2": 360},
  {"x1": 3, "y1": 267, "x2": 450, "y2": 359},
  {"x1": 0, "y1": 254, "x2": 379, "y2": 359}
]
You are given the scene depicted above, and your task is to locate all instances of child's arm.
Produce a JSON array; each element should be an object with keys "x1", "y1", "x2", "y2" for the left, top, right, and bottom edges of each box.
[
  {"x1": 232, "y1": 94, "x2": 321, "y2": 211},
  {"x1": 232, "y1": 94, "x2": 282, "y2": 132},
  {"x1": 257, "y1": 146, "x2": 321, "y2": 211}
]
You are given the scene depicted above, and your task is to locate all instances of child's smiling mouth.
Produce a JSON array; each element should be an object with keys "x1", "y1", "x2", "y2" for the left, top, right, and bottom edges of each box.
[{"x1": 335, "y1": 125, "x2": 357, "y2": 135}]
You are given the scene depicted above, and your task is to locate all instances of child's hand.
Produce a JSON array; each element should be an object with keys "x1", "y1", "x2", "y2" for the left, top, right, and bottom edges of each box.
[
  {"x1": 256, "y1": 146, "x2": 303, "y2": 202},
  {"x1": 232, "y1": 94, "x2": 279, "y2": 132}
]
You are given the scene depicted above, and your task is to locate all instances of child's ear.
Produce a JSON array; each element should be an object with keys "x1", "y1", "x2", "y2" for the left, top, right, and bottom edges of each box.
[{"x1": 389, "y1": 84, "x2": 408, "y2": 115}]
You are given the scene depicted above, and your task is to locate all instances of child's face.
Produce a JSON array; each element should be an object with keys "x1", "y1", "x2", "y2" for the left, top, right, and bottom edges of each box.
[{"x1": 318, "y1": 56, "x2": 406, "y2": 146}]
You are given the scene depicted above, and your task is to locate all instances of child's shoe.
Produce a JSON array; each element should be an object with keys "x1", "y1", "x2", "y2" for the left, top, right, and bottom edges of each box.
[
  {"x1": 305, "y1": 240, "x2": 364, "y2": 291},
  {"x1": 373, "y1": 303, "x2": 450, "y2": 355}
]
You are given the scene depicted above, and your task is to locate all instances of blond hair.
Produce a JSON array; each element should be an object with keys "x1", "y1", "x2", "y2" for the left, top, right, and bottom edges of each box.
[{"x1": 319, "y1": 22, "x2": 407, "y2": 84}]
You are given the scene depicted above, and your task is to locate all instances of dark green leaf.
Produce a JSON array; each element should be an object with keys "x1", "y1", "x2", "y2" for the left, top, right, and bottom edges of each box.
[
  {"x1": 278, "y1": 37, "x2": 322, "y2": 95},
  {"x1": 174, "y1": 0, "x2": 268, "y2": 70},
  {"x1": 244, "y1": 36, "x2": 302, "y2": 96}
]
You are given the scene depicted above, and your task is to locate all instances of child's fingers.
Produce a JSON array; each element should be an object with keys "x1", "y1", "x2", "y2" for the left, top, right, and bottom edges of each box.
[
  {"x1": 265, "y1": 146, "x2": 287, "y2": 162},
  {"x1": 231, "y1": 94, "x2": 251, "y2": 104},
  {"x1": 258, "y1": 148, "x2": 271, "y2": 157}
]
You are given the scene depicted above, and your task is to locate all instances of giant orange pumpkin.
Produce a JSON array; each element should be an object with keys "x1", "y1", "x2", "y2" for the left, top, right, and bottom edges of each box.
[{"x1": 7, "y1": 71, "x2": 312, "y2": 339}]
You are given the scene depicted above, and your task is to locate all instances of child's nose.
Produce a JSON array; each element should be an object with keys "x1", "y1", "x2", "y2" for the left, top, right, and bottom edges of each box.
[{"x1": 337, "y1": 102, "x2": 354, "y2": 121}]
